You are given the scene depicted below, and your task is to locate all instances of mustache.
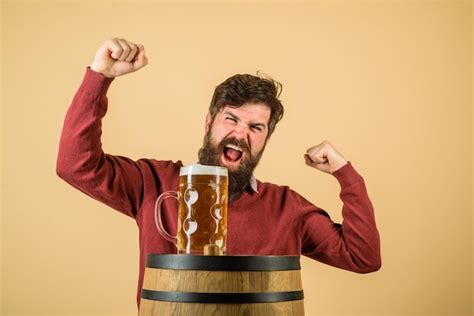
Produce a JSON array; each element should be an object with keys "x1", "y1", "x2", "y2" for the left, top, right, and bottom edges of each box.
[{"x1": 218, "y1": 137, "x2": 251, "y2": 155}]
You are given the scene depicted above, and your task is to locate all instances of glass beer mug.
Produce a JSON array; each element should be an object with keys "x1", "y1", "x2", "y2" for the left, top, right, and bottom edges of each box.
[{"x1": 155, "y1": 164, "x2": 228, "y2": 255}]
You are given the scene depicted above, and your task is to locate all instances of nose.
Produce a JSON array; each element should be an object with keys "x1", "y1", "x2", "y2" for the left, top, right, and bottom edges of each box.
[{"x1": 232, "y1": 123, "x2": 249, "y2": 142}]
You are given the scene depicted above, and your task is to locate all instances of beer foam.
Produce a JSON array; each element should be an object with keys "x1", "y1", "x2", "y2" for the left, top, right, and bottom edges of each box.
[{"x1": 180, "y1": 164, "x2": 228, "y2": 176}]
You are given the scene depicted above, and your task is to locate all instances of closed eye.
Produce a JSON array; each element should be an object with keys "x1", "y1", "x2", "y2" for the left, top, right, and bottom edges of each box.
[
  {"x1": 250, "y1": 124, "x2": 264, "y2": 133},
  {"x1": 226, "y1": 117, "x2": 238, "y2": 123}
]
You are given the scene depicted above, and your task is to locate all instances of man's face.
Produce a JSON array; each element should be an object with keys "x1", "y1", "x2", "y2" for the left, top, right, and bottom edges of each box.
[
  {"x1": 207, "y1": 103, "x2": 271, "y2": 170},
  {"x1": 198, "y1": 103, "x2": 271, "y2": 198}
]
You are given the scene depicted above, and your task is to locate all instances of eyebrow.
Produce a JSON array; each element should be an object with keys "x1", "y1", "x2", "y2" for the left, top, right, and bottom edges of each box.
[{"x1": 225, "y1": 111, "x2": 240, "y2": 121}]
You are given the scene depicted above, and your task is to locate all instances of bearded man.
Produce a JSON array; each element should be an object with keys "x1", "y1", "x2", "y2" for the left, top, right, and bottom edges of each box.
[{"x1": 57, "y1": 38, "x2": 381, "y2": 308}]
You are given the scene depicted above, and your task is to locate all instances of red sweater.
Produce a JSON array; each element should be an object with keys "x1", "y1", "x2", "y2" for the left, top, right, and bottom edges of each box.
[{"x1": 57, "y1": 68, "x2": 381, "y2": 306}]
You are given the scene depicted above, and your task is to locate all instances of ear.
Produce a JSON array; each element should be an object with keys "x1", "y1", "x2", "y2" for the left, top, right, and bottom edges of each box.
[{"x1": 205, "y1": 112, "x2": 212, "y2": 133}]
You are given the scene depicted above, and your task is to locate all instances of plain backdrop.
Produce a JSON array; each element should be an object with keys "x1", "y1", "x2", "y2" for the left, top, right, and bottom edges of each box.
[{"x1": 1, "y1": 1, "x2": 472, "y2": 315}]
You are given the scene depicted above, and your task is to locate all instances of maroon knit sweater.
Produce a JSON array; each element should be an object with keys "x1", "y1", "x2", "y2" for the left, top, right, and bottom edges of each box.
[{"x1": 57, "y1": 68, "x2": 381, "y2": 306}]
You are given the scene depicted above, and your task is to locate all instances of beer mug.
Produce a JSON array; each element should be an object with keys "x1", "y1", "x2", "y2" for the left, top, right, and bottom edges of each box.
[{"x1": 155, "y1": 164, "x2": 228, "y2": 255}]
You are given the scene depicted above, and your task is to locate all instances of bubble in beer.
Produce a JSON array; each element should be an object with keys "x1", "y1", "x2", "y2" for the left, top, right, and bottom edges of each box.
[
  {"x1": 184, "y1": 188, "x2": 198, "y2": 205},
  {"x1": 183, "y1": 218, "x2": 198, "y2": 234},
  {"x1": 202, "y1": 187, "x2": 217, "y2": 204}
]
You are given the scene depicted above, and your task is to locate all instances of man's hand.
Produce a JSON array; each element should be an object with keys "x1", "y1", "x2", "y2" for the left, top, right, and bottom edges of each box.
[
  {"x1": 90, "y1": 38, "x2": 148, "y2": 78},
  {"x1": 304, "y1": 141, "x2": 348, "y2": 174}
]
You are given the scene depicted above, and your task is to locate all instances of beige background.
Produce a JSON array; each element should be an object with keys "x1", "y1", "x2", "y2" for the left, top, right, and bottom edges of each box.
[{"x1": 1, "y1": 1, "x2": 472, "y2": 315}]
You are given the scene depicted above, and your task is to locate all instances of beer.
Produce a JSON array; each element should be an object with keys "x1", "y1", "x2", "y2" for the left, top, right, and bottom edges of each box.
[
  {"x1": 155, "y1": 164, "x2": 228, "y2": 255},
  {"x1": 177, "y1": 172, "x2": 228, "y2": 255}
]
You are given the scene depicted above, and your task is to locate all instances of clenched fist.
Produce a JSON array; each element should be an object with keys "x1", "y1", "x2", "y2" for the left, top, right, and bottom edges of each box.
[
  {"x1": 304, "y1": 141, "x2": 348, "y2": 174},
  {"x1": 91, "y1": 38, "x2": 148, "y2": 78}
]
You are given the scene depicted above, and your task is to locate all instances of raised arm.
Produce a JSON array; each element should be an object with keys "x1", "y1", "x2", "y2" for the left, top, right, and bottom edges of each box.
[
  {"x1": 56, "y1": 38, "x2": 149, "y2": 218},
  {"x1": 301, "y1": 141, "x2": 381, "y2": 273}
]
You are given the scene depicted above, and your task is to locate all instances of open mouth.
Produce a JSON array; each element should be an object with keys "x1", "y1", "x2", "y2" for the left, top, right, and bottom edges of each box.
[{"x1": 222, "y1": 144, "x2": 244, "y2": 165}]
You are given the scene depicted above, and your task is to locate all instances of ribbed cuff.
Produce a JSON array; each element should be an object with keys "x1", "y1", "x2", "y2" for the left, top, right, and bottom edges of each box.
[
  {"x1": 332, "y1": 161, "x2": 362, "y2": 188},
  {"x1": 80, "y1": 67, "x2": 115, "y2": 95}
]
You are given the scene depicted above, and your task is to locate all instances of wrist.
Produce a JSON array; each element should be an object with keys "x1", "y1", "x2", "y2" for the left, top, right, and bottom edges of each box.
[
  {"x1": 90, "y1": 63, "x2": 114, "y2": 78},
  {"x1": 330, "y1": 159, "x2": 348, "y2": 174}
]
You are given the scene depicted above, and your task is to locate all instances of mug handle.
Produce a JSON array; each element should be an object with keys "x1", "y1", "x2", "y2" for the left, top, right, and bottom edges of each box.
[{"x1": 154, "y1": 191, "x2": 179, "y2": 245}]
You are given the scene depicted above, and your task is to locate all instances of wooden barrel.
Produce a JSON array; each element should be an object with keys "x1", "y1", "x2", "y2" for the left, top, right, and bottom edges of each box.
[{"x1": 139, "y1": 254, "x2": 304, "y2": 315}]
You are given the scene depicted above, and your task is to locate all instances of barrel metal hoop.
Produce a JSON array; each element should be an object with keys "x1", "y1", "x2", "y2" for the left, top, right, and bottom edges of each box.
[
  {"x1": 146, "y1": 254, "x2": 301, "y2": 271},
  {"x1": 141, "y1": 289, "x2": 304, "y2": 303}
]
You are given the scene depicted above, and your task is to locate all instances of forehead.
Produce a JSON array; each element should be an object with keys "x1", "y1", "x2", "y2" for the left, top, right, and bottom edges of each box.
[{"x1": 219, "y1": 103, "x2": 271, "y2": 124}]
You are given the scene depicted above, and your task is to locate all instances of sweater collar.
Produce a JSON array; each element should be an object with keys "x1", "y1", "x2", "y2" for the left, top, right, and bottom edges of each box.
[{"x1": 249, "y1": 175, "x2": 259, "y2": 193}]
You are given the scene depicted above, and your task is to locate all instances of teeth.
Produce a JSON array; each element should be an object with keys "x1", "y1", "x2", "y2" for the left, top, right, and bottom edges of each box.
[{"x1": 226, "y1": 144, "x2": 243, "y2": 152}]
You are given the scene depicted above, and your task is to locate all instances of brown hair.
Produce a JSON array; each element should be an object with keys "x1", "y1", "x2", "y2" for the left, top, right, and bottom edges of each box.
[{"x1": 208, "y1": 72, "x2": 284, "y2": 137}]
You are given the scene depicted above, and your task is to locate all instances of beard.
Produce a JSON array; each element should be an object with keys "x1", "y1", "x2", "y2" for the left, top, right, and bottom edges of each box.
[{"x1": 198, "y1": 132, "x2": 265, "y2": 202}]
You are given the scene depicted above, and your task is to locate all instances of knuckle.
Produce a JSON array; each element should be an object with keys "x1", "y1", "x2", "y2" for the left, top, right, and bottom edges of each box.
[{"x1": 107, "y1": 38, "x2": 118, "y2": 45}]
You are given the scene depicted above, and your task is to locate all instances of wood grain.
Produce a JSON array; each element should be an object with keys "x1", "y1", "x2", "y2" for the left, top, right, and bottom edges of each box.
[
  {"x1": 142, "y1": 268, "x2": 303, "y2": 293},
  {"x1": 139, "y1": 255, "x2": 305, "y2": 315}
]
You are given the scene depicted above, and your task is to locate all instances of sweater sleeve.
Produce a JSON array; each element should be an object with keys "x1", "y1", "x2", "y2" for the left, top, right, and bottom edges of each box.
[
  {"x1": 56, "y1": 68, "x2": 143, "y2": 219},
  {"x1": 300, "y1": 162, "x2": 381, "y2": 273}
]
